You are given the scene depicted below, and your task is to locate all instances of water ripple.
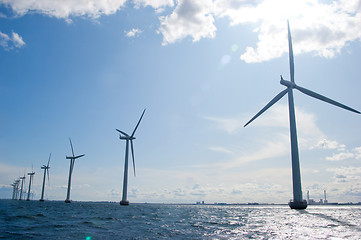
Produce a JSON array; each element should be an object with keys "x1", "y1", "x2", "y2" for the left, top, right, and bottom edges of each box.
[{"x1": 1, "y1": 200, "x2": 361, "y2": 239}]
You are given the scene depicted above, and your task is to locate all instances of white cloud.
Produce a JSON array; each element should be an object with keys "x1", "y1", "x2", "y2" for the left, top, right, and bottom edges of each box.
[
  {"x1": 2, "y1": 0, "x2": 361, "y2": 62},
  {"x1": 208, "y1": 146, "x2": 234, "y2": 155},
  {"x1": 327, "y1": 166, "x2": 361, "y2": 182},
  {"x1": 251, "y1": 104, "x2": 320, "y2": 132},
  {"x1": 0, "y1": 0, "x2": 126, "y2": 19},
  {"x1": 312, "y1": 138, "x2": 361, "y2": 162},
  {"x1": 326, "y1": 152, "x2": 355, "y2": 161},
  {"x1": 0, "y1": 31, "x2": 25, "y2": 50},
  {"x1": 157, "y1": 0, "x2": 361, "y2": 61},
  {"x1": 129, "y1": 166, "x2": 293, "y2": 203},
  {"x1": 133, "y1": 0, "x2": 174, "y2": 12},
  {"x1": 324, "y1": 146, "x2": 361, "y2": 161},
  {"x1": 205, "y1": 104, "x2": 325, "y2": 157},
  {"x1": 203, "y1": 115, "x2": 243, "y2": 134},
  {"x1": 244, "y1": 103, "x2": 325, "y2": 149},
  {"x1": 11, "y1": 32, "x2": 25, "y2": 48},
  {"x1": 312, "y1": 138, "x2": 361, "y2": 163},
  {"x1": 125, "y1": 28, "x2": 143, "y2": 38},
  {"x1": 213, "y1": 0, "x2": 361, "y2": 63},
  {"x1": 328, "y1": 166, "x2": 361, "y2": 175},
  {"x1": 313, "y1": 139, "x2": 346, "y2": 150},
  {"x1": 194, "y1": 134, "x2": 290, "y2": 170},
  {"x1": 303, "y1": 166, "x2": 361, "y2": 202},
  {"x1": 0, "y1": 32, "x2": 10, "y2": 48},
  {"x1": 158, "y1": 0, "x2": 216, "y2": 45},
  {"x1": 354, "y1": 147, "x2": 361, "y2": 160},
  {"x1": 224, "y1": 135, "x2": 289, "y2": 169},
  {"x1": 0, "y1": 162, "x2": 22, "y2": 187}
]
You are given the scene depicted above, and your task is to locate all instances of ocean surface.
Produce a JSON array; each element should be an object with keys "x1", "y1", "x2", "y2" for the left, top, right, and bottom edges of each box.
[{"x1": 1, "y1": 199, "x2": 360, "y2": 239}]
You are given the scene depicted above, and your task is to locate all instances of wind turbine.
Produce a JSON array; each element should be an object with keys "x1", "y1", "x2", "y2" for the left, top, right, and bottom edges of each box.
[
  {"x1": 15, "y1": 179, "x2": 20, "y2": 200},
  {"x1": 116, "y1": 109, "x2": 146, "y2": 205},
  {"x1": 10, "y1": 183, "x2": 16, "y2": 200},
  {"x1": 65, "y1": 138, "x2": 85, "y2": 203},
  {"x1": 11, "y1": 180, "x2": 19, "y2": 200},
  {"x1": 40, "y1": 153, "x2": 51, "y2": 202},
  {"x1": 244, "y1": 21, "x2": 360, "y2": 209},
  {"x1": 19, "y1": 175, "x2": 26, "y2": 200},
  {"x1": 26, "y1": 169, "x2": 35, "y2": 201}
]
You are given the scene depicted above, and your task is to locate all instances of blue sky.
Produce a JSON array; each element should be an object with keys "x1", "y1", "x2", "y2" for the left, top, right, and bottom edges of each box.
[{"x1": 1, "y1": 0, "x2": 360, "y2": 204}]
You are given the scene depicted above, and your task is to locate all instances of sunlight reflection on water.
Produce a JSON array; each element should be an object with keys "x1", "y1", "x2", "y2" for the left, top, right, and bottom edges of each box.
[{"x1": 1, "y1": 200, "x2": 360, "y2": 239}]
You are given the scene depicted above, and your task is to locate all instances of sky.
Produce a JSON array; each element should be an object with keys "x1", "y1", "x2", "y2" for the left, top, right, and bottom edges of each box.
[{"x1": 1, "y1": 0, "x2": 361, "y2": 204}]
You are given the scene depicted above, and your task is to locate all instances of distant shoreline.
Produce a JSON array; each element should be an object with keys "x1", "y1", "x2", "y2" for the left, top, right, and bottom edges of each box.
[{"x1": 1, "y1": 199, "x2": 360, "y2": 206}]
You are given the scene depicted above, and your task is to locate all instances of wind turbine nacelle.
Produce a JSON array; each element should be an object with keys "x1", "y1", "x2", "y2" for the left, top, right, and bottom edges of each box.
[
  {"x1": 280, "y1": 78, "x2": 296, "y2": 88},
  {"x1": 66, "y1": 156, "x2": 74, "y2": 159},
  {"x1": 119, "y1": 136, "x2": 136, "y2": 140}
]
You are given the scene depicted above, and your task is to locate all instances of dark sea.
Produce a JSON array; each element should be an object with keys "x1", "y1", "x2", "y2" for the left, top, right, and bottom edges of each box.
[{"x1": 1, "y1": 199, "x2": 360, "y2": 239}]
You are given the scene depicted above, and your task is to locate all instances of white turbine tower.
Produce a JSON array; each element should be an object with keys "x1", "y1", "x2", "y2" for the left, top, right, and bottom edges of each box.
[
  {"x1": 244, "y1": 21, "x2": 360, "y2": 209},
  {"x1": 116, "y1": 109, "x2": 146, "y2": 206},
  {"x1": 19, "y1": 175, "x2": 26, "y2": 200},
  {"x1": 65, "y1": 138, "x2": 85, "y2": 203},
  {"x1": 40, "y1": 153, "x2": 51, "y2": 202},
  {"x1": 26, "y1": 170, "x2": 35, "y2": 201}
]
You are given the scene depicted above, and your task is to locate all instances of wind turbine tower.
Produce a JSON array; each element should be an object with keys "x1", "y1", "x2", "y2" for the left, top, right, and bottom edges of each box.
[
  {"x1": 10, "y1": 183, "x2": 15, "y2": 200},
  {"x1": 15, "y1": 179, "x2": 20, "y2": 199},
  {"x1": 26, "y1": 171, "x2": 35, "y2": 201},
  {"x1": 116, "y1": 109, "x2": 146, "y2": 206},
  {"x1": 19, "y1": 175, "x2": 26, "y2": 200},
  {"x1": 65, "y1": 138, "x2": 85, "y2": 203},
  {"x1": 40, "y1": 153, "x2": 51, "y2": 202},
  {"x1": 11, "y1": 180, "x2": 19, "y2": 200},
  {"x1": 244, "y1": 21, "x2": 360, "y2": 209}
]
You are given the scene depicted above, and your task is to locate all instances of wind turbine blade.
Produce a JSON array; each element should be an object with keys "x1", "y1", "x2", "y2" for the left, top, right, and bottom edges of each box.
[
  {"x1": 288, "y1": 20, "x2": 295, "y2": 83},
  {"x1": 74, "y1": 154, "x2": 85, "y2": 159},
  {"x1": 47, "y1": 153, "x2": 51, "y2": 168},
  {"x1": 244, "y1": 89, "x2": 288, "y2": 127},
  {"x1": 294, "y1": 85, "x2": 361, "y2": 114},
  {"x1": 116, "y1": 129, "x2": 129, "y2": 137},
  {"x1": 69, "y1": 138, "x2": 75, "y2": 157},
  {"x1": 130, "y1": 140, "x2": 136, "y2": 177},
  {"x1": 131, "y1": 109, "x2": 146, "y2": 137}
]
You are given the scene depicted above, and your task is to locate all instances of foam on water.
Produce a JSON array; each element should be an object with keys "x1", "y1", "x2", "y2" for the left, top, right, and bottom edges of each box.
[{"x1": 1, "y1": 200, "x2": 360, "y2": 239}]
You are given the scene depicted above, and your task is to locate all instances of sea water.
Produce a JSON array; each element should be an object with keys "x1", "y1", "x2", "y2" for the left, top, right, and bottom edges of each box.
[{"x1": 1, "y1": 199, "x2": 360, "y2": 239}]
